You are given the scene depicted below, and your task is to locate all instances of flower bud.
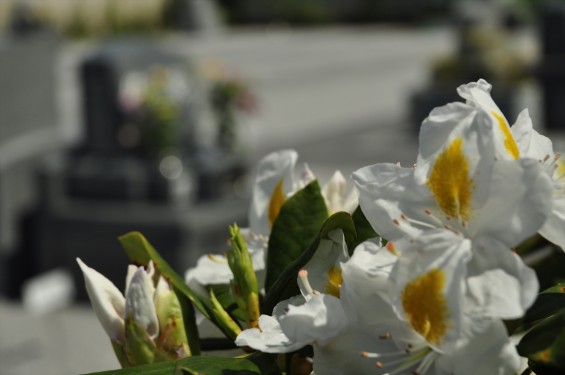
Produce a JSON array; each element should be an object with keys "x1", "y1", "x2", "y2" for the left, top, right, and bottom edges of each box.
[
  {"x1": 227, "y1": 224, "x2": 260, "y2": 328},
  {"x1": 77, "y1": 259, "x2": 192, "y2": 368},
  {"x1": 153, "y1": 277, "x2": 191, "y2": 360},
  {"x1": 123, "y1": 266, "x2": 159, "y2": 365}
]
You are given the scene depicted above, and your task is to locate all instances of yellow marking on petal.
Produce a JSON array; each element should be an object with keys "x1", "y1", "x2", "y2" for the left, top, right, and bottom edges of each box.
[
  {"x1": 557, "y1": 158, "x2": 565, "y2": 176},
  {"x1": 492, "y1": 111, "x2": 520, "y2": 159},
  {"x1": 268, "y1": 179, "x2": 286, "y2": 228},
  {"x1": 427, "y1": 138, "x2": 473, "y2": 221},
  {"x1": 324, "y1": 266, "x2": 343, "y2": 298},
  {"x1": 402, "y1": 268, "x2": 449, "y2": 345}
]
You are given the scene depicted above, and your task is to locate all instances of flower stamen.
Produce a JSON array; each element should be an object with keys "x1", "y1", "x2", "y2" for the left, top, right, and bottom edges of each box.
[{"x1": 297, "y1": 269, "x2": 318, "y2": 299}]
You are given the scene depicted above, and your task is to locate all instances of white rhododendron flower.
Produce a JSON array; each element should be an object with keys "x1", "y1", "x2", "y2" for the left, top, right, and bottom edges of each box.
[
  {"x1": 238, "y1": 238, "x2": 522, "y2": 375},
  {"x1": 458, "y1": 79, "x2": 565, "y2": 250},
  {"x1": 353, "y1": 84, "x2": 549, "y2": 320},
  {"x1": 353, "y1": 99, "x2": 553, "y2": 248},
  {"x1": 343, "y1": 241, "x2": 522, "y2": 375},
  {"x1": 185, "y1": 149, "x2": 358, "y2": 292}
]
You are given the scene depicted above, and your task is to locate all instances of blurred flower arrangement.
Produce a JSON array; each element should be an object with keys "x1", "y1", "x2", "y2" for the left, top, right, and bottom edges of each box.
[
  {"x1": 204, "y1": 62, "x2": 258, "y2": 152},
  {"x1": 79, "y1": 80, "x2": 565, "y2": 375},
  {"x1": 116, "y1": 60, "x2": 257, "y2": 158},
  {"x1": 118, "y1": 66, "x2": 189, "y2": 157}
]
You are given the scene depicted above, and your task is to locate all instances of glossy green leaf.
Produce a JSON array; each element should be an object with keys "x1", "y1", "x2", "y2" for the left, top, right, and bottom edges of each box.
[
  {"x1": 351, "y1": 206, "x2": 378, "y2": 251},
  {"x1": 524, "y1": 284, "x2": 565, "y2": 324},
  {"x1": 119, "y1": 232, "x2": 240, "y2": 348},
  {"x1": 82, "y1": 353, "x2": 279, "y2": 375},
  {"x1": 517, "y1": 310, "x2": 565, "y2": 370},
  {"x1": 262, "y1": 212, "x2": 356, "y2": 314},
  {"x1": 174, "y1": 352, "x2": 279, "y2": 375},
  {"x1": 83, "y1": 360, "x2": 176, "y2": 375},
  {"x1": 264, "y1": 181, "x2": 328, "y2": 292}
]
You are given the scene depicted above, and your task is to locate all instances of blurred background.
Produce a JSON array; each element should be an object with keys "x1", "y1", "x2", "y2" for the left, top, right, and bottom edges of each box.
[{"x1": 1, "y1": 0, "x2": 564, "y2": 373}]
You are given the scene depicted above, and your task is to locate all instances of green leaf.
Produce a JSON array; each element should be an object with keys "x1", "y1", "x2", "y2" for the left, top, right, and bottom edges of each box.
[
  {"x1": 119, "y1": 232, "x2": 240, "y2": 348},
  {"x1": 174, "y1": 352, "x2": 278, "y2": 375},
  {"x1": 264, "y1": 181, "x2": 328, "y2": 292},
  {"x1": 524, "y1": 284, "x2": 565, "y2": 324},
  {"x1": 82, "y1": 353, "x2": 279, "y2": 375},
  {"x1": 262, "y1": 212, "x2": 356, "y2": 314},
  {"x1": 82, "y1": 361, "x2": 176, "y2": 375},
  {"x1": 517, "y1": 310, "x2": 565, "y2": 370},
  {"x1": 351, "y1": 206, "x2": 378, "y2": 251}
]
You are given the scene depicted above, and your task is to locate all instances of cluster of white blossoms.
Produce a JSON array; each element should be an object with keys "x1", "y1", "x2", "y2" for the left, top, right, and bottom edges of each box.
[
  {"x1": 235, "y1": 79, "x2": 564, "y2": 375},
  {"x1": 185, "y1": 149, "x2": 358, "y2": 297}
]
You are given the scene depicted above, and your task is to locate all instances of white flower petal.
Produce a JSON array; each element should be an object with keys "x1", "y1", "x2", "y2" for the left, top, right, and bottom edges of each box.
[
  {"x1": 184, "y1": 229, "x2": 267, "y2": 291},
  {"x1": 418, "y1": 101, "x2": 494, "y2": 171},
  {"x1": 435, "y1": 319, "x2": 521, "y2": 375},
  {"x1": 302, "y1": 229, "x2": 349, "y2": 295},
  {"x1": 279, "y1": 294, "x2": 348, "y2": 344},
  {"x1": 184, "y1": 254, "x2": 232, "y2": 291},
  {"x1": 353, "y1": 163, "x2": 425, "y2": 241},
  {"x1": 456, "y1": 79, "x2": 501, "y2": 115},
  {"x1": 417, "y1": 104, "x2": 495, "y2": 210},
  {"x1": 467, "y1": 236, "x2": 539, "y2": 319},
  {"x1": 511, "y1": 109, "x2": 554, "y2": 162},
  {"x1": 470, "y1": 158, "x2": 553, "y2": 247},
  {"x1": 322, "y1": 170, "x2": 353, "y2": 214},
  {"x1": 388, "y1": 230, "x2": 471, "y2": 351},
  {"x1": 340, "y1": 240, "x2": 397, "y2": 325},
  {"x1": 125, "y1": 264, "x2": 138, "y2": 295},
  {"x1": 313, "y1": 324, "x2": 398, "y2": 375},
  {"x1": 125, "y1": 267, "x2": 159, "y2": 339},
  {"x1": 76, "y1": 258, "x2": 125, "y2": 341},
  {"x1": 457, "y1": 79, "x2": 524, "y2": 161},
  {"x1": 540, "y1": 194, "x2": 565, "y2": 250},
  {"x1": 235, "y1": 315, "x2": 304, "y2": 353},
  {"x1": 249, "y1": 149, "x2": 298, "y2": 236}
]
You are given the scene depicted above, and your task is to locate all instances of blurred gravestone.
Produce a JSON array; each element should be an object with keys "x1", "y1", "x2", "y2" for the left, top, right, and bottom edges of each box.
[
  {"x1": 538, "y1": 2, "x2": 565, "y2": 131},
  {"x1": 23, "y1": 41, "x2": 248, "y2": 300}
]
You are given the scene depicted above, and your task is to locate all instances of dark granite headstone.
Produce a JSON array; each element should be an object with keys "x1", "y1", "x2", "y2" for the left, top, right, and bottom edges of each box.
[{"x1": 538, "y1": 2, "x2": 565, "y2": 131}]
